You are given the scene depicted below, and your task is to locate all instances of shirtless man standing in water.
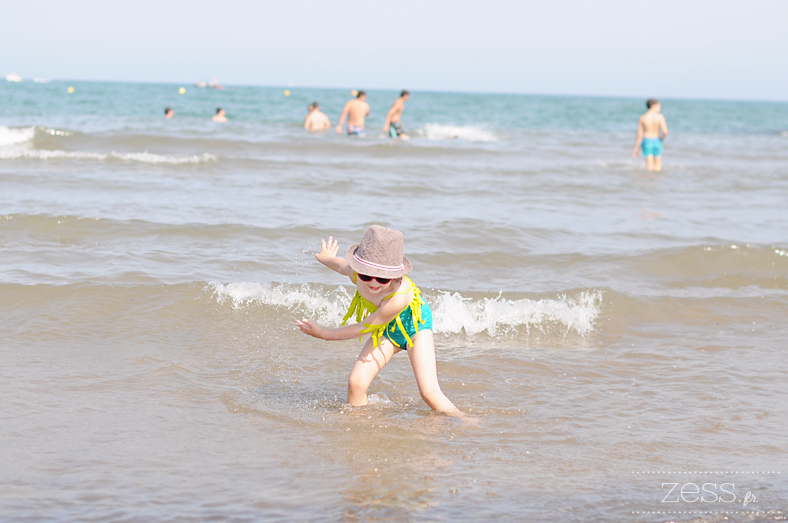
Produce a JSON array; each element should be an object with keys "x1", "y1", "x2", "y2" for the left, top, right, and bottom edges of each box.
[
  {"x1": 633, "y1": 99, "x2": 669, "y2": 171},
  {"x1": 336, "y1": 91, "x2": 370, "y2": 136},
  {"x1": 383, "y1": 90, "x2": 410, "y2": 139},
  {"x1": 304, "y1": 102, "x2": 331, "y2": 132}
]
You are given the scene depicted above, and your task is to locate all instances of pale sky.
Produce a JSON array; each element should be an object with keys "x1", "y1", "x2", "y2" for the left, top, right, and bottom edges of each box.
[{"x1": 3, "y1": 0, "x2": 787, "y2": 100}]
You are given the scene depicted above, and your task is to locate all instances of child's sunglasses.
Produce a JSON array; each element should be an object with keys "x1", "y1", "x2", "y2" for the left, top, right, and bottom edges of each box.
[{"x1": 357, "y1": 274, "x2": 392, "y2": 285}]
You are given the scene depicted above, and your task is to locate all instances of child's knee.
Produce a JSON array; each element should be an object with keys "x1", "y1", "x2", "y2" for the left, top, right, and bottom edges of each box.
[
  {"x1": 419, "y1": 385, "x2": 442, "y2": 404},
  {"x1": 348, "y1": 373, "x2": 369, "y2": 393}
]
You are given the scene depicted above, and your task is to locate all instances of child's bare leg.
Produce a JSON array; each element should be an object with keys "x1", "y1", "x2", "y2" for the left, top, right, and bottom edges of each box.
[
  {"x1": 654, "y1": 156, "x2": 662, "y2": 172},
  {"x1": 407, "y1": 330, "x2": 458, "y2": 413},
  {"x1": 646, "y1": 155, "x2": 655, "y2": 171},
  {"x1": 348, "y1": 336, "x2": 399, "y2": 406}
]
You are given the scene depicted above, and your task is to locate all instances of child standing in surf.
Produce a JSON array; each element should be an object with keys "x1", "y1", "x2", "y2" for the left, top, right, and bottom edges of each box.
[{"x1": 296, "y1": 225, "x2": 459, "y2": 414}]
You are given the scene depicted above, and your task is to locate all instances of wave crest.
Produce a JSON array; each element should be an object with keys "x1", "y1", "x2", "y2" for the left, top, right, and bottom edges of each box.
[
  {"x1": 0, "y1": 148, "x2": 216, "y2": 164},
  {"x1": 420, "y1": 124, "x2": 498, "y2": 142},
  {"x1": 431, "y1": 290, "x2": 601, "y2": 336},
  {"x1": 208, "y1": 282, "x2": 600, "y2": 337},
  {"x1": 0, "y1": 126, "x2": 35, "y2": 146},
  {"x1": 210, "y1": 281, "x2": 352, "y2": 326}
]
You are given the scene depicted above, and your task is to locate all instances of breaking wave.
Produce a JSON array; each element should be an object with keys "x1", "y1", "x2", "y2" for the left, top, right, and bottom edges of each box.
[
  {"x1": 419, "y1": 124, "x2": 498, "y2": 142},
  {"x1": 0, "y1": 148, "x2": 216, "y2": 164},
  {"x1": 430, "y1": 290, "x2": 601, "y2": 336},
  {"x1": 0, "y1": 126, "x2": 215, "y2": 164},
  {"x1": 0, "y1": 126, "x2": 35, "y2": 146},
  {"x1": 208, "y1": 281, "x2": 601, "y2": 336}
]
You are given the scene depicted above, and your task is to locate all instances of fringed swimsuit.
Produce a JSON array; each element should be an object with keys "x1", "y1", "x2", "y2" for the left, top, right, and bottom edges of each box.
[{"x1": 342, "y1": 274, "x2": 433, "y2": 350}]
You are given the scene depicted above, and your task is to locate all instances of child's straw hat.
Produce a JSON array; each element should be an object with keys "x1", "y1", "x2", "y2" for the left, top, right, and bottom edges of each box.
[{"x1": 346, "y1": 225, "x2": 412, "y2": 278}]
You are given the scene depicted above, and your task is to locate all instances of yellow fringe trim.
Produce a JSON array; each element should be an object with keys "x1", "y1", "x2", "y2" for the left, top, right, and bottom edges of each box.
[{"x1": 343, "y1": 276, "x2": 425, "y2": 348}]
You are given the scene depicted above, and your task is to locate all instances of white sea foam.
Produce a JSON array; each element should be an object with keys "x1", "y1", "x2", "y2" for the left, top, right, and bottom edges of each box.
[
  {"x1": 0, "y1": 126, "x2": 35, "y2": 146},
  {"x1": 366, "y1": 393, "x2": 393, "y2": 405},
  {"x1": 430, "y1": 290, "x2": 601, "y2": 336},
  {"x1": 209, "y1": 282, "x2": 601, "y2": 337},
  {"x1": 0, "y1": 148, "x2": 216, "y2": 164},
  {"x1": 111, "y1": 151, "x2": 216, "y2": 164},
  {"x1": 210, "y1": 281, "x2": 351, "y2": 326},
  {"x1": 421, "y1": 124, "x2": 498, "y2": 142}
]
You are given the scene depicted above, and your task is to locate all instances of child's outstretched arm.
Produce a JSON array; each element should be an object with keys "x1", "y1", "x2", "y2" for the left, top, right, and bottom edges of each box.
[
  {"x1": 297, "y1": 318, "x2": 363, "y2": 341},
  {"x1": 297, "y1": 293, "x2": 410, "y2": 341},
  {"x1": 315, "y1": 236, "x2": 353, "y2": 278}
]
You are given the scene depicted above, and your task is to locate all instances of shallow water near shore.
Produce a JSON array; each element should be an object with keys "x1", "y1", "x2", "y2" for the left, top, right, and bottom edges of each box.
[{"x1": 1, "y1": 81, "x2": 788, "y2": 522}]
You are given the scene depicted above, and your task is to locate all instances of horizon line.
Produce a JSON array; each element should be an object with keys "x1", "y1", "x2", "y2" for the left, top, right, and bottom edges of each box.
[{"x1": 4, "y1": 76, "x2": 788, "y2": 104}]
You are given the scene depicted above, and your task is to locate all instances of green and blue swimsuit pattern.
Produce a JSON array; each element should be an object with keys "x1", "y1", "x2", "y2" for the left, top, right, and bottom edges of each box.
[{"x1": 342, "y1": 274, "x2": 433, "y2": 350}]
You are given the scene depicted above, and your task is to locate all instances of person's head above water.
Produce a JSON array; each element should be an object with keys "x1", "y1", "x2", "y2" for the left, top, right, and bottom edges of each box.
[
  {"x1": 356, "y1": 91, "x2": 366, "y2": 100},
  {"x1": 647, "y1": 99, "x2": 660, "y2": 111},
  {"x1": 164, "y1": 107, "x2": 174, "y2": 118},
  {"x1": 311, "y1": 102, "x2": 319, "y2": 110},
  {"x1": 400, "y1": 90, "x2": 409, "y2": 99},
  {"x1": 216, "y1": 108, "x2": 225, "y2": 115}
]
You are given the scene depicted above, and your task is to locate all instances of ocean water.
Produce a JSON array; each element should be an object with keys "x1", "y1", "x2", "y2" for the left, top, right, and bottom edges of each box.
[{"x1": 1, "y1": 80, "x2": 787, "y2": 522}]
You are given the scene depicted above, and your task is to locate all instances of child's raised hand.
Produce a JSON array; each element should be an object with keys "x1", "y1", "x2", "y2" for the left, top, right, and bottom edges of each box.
[
  {"x1": 296, "y1": 318, "x2": 324, "y2": 339},
  {"x1": 315, "y1": 236, "x2": 339, "y2": 263}
]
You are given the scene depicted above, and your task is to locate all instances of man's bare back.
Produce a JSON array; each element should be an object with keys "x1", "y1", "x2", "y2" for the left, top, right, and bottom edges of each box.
[
  {"x1": 304, "y1": 103, "x2": 331, "y2": 132},
  {"x1": 336, "y1": 91, "x2": 370, "y2": 136},
  {"x1": 212, "y1": 108, "x2": 227, "y2": 122},
  {"x1": 639, "y1": 111, "x2": 667, "y2": 139},
  {"x1": 345, "y1": 100, "x2": 369, "y2": 126},
  {"x1": 633, "y1": 99, "x2": 669, "y2": 171}
]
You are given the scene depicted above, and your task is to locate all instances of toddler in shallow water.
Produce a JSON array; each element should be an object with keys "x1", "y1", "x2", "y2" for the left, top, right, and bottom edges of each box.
[{"x1": 296, "y1": 225, "x2": 459, "y2": 414}]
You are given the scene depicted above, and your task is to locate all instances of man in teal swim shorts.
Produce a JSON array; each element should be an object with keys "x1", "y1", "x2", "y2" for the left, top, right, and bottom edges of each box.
[
  {"x1": 633, "y1": 99, "x2": 669, "y2": 172},
  {"x1": 383, "y1": 90, "x2": 410, "y2": 140}
]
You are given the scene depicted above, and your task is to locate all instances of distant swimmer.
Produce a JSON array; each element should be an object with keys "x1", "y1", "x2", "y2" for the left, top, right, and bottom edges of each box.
[
  {"x1": 383, "y1": 90, "x2": 410, "y2": 139},
  {"x1": 212, "y1": 108, "x2": 228, "y2": 122},
  {"x1": 336, "y1": 91, "x2": 369, "y2": 136},
  {"x1": 633, "y1": 99, "x2": 669, "y2": 171},
  {"x1": 164, "y1": 107, "x2": 174, "y2": 119},
  {"x1": 304, "y1": 102, "x2": 331, "y2": 132}
]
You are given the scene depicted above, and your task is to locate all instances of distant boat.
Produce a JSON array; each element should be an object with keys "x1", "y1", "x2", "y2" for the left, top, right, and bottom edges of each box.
[
  {"x1": 6, "y1": 73, "x2": 22, "y2": 82},
  {"x1": 195, "y1": 77, "x2": 224, "y2": 90},
  {"x1": 33, "y1": 78, "x2": 50, "y2": 83}
]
